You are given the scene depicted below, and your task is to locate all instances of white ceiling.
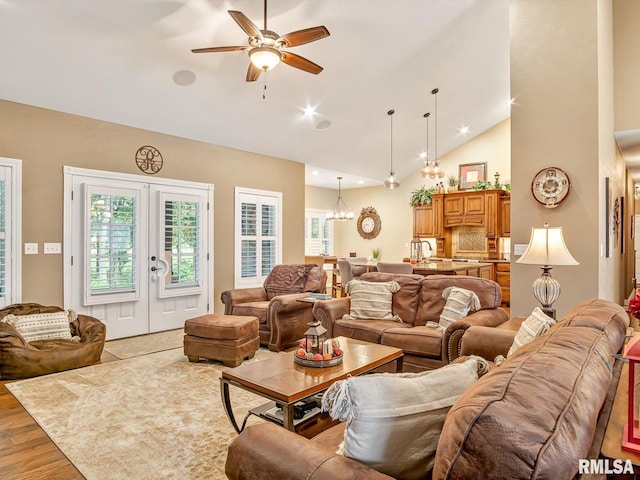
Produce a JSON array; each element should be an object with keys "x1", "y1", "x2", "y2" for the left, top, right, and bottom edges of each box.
[{"x1": 0, "y1": 0, "x2": 512, "y2": 189}]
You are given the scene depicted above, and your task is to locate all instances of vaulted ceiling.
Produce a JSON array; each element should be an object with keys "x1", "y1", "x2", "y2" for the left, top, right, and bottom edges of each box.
[{"x1": 0, "y1": 0, "x2": 511, "y2": 189}]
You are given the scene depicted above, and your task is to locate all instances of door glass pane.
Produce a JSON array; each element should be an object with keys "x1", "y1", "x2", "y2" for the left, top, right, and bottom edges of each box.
[
  {"x1": 90, "y1": 194, "x2": 136, "y2": 293},
  {"x1": 164, "y1": 200, "x2": 199, "y2": 287}
]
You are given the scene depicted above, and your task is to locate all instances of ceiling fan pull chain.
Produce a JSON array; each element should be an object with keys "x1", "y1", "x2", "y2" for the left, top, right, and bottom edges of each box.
[{"x1": 262, "y1": 71, "x2": 268, "y2": 100}]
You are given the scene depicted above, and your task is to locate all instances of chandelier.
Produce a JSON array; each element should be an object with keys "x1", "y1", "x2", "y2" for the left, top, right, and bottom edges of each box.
[{"x1": 326, "y1": 176, "x2": 353, "y2": 221}]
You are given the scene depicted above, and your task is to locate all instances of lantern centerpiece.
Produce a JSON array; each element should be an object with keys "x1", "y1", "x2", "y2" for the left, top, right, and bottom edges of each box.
[
  {"x1": 622, "y1": 339, "x2": 640, "y2": 453},
  {"x1": 294, "y1": 321, "x2": 343, "y2": 368}
]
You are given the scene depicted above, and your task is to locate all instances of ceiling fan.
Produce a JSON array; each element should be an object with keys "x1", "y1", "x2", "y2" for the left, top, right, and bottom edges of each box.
[{"x1": 192, "y1": 0, "x2": 330, "y2": 82}]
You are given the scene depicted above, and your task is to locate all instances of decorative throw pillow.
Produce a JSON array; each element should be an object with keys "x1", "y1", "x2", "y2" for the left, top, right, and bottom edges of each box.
[
  {"x1": 343, "y1": 280, "x2": 401, "y2": 321},
  {"x1": 321, "y1": 357, "x2": 486, "y2": 480},
  {"x1": 439, "y1": 286, "x2": 481, "y2": 328},
  {"x1": 507, "y1": 307, "x2": 556, "y2": 357},
  {"x1": 1, "y1": 311, "x2": 73, "y2": 342}
]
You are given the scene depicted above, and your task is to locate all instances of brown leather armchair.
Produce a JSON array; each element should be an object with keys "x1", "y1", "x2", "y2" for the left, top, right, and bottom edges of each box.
[
  {"x1": 0, "y1": 303, "x2": 106, "y2": 379},
  {"x1": 221, "y1": 264, "x2": 327, "y2": 351}
]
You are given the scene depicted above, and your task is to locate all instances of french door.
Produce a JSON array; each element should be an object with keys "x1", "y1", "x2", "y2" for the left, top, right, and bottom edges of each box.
[{"x1": 64, "y1": 167, "x2": 213, "y2": 340}]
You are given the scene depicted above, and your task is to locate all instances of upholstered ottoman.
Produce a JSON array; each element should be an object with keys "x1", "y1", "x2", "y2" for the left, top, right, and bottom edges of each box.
[{"x1": 184, "y1": 314, "x2": 259, "y2": 367}]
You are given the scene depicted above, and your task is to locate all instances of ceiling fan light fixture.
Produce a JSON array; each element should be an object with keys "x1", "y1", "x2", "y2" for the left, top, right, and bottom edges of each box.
[{"x1": 249, "y1": 46, "x2": 282, "y2": 71}]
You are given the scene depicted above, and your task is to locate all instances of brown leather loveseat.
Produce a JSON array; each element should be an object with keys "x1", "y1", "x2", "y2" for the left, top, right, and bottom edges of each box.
[
  {"x1": 0, "y1": 303, "x2": 106, "y2": 379},
  {"x1": 313, "y1": 272, "x2": 508, "y2": 371},
  {"x1": 221, "y1": 264, "x2": 327, "y2": 351},
  {"x1": 225, "y1": 298, "x2": 628, "y2": 479}
]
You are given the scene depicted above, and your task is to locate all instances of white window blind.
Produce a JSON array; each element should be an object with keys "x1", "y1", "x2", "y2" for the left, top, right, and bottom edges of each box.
[
  {"x1": 0, "y1": 159, "x2": 21, "y2": 307},
  {"x1": 305, "y1": 209, "x2": 333, "y2": 255},
  {"x1": 235, "y1": 188, "x2": 282, "y2": 287},
  {"x1": 0, "y1": 173, "x2": 7, "y2": 303}
]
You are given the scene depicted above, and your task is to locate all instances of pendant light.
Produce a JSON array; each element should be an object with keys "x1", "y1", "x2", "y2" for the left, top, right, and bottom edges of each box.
[
  {"x1": 326, "y1": 176, "x2": 353, "y2": 221},
  {"x1": 432, "y1": 88, "x2": 445, "y2": 179},
  {"x1": 384, "y1": 109, "x2": 400, "y2": 189},
  {"x1": 420, "y1": 112, "x2": 434, "y2": 178}
]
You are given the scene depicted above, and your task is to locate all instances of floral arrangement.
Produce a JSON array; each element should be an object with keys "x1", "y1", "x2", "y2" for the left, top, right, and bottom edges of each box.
[{"x1": 629, "y1": 289, "x2": 640, "y2": 319}]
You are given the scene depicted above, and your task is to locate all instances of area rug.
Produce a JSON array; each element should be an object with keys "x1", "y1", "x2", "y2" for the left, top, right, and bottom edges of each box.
[
  {"x1": 104, "y1": 328, "x2": 185, "y2": 359},
  {"x1": 7, "y1": 347, "x2": 278, "y2": 479}
]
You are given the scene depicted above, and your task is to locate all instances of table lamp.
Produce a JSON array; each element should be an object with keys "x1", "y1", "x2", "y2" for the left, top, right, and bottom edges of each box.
[{"x1": 516, "y1": 223, "x2": 579, "y2": 319}]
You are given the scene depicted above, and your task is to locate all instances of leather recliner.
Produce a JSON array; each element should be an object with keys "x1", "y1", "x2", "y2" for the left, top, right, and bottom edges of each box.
[{"x1": 221, "y1": 264, "x2": 327, "y2": 351}]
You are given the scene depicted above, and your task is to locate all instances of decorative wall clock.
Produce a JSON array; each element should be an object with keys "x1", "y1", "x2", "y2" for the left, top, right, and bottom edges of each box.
[
  {"x1": 357, "y1": 207, "x2": 381, "y2": 239},
  {"x1": 531, "y1": 167, "x2": 571, "y2": 208}
]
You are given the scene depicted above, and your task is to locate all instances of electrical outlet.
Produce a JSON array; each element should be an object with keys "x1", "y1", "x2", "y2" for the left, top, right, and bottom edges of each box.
[
  {"x1": 24, "y1": 243, "x2": 38, "y2": 255},
  {"x1": 44, "y1": 243, "x2": 62, "y2": 254}
]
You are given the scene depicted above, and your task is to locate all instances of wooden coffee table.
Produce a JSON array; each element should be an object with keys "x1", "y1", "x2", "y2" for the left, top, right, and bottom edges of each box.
[{"x1": 220, "y1": 336, "x2": 403, "y2": 434}]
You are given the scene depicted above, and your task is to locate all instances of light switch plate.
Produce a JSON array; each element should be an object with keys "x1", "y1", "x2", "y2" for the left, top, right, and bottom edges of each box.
[
  {"x1": 24, "y1": 243, "x2": 38, "y2": 255},
  {"x1": 513, "y1": 244, "x2": 528, "y2": 256},
  {"x1": 44, "y1": 243, "x2": 62, "y2": 254}
]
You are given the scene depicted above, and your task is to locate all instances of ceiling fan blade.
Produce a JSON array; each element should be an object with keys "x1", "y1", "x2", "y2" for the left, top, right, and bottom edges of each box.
[
  {"x1": 228, "y1": 10, "x2": 262, "y2": 38},
  {"x1": 191, "y1": 46, "x2": 247, "y2": 53},
  {"x1": 281, "y1": 51, "x2": 323, "y2": 75},
  {"x1": 278, "y1": 26, "x2": 330, "y2": 48},
  {"x1": 246, "y1": 63, "x2": 262, "y2": 82}
]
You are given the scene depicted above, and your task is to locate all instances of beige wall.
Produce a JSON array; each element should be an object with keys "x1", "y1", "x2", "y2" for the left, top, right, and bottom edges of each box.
[
  {"x1": 0, "y1": 100, "x2": 305, "y2": 311},
  {"x1": 613, "y1": 0, "x2": 640, "y2": 132},
  {"x1": 306, "y1": 119, "x2": 511, "y2": 261},
  {"x1": 510, "y1": 0, "x2": 627, "y2": 318}
]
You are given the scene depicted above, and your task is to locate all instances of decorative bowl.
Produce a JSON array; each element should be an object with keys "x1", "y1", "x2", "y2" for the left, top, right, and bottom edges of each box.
[{"x1": 294, "y1": 352, "x2": 343, "y2": 368}]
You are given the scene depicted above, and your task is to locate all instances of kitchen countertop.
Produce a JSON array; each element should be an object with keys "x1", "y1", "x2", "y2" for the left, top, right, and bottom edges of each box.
[
  {"x1": 428, "y1": 257, "x2": 509, "y2": 264},
  {"x1": 413, "y1": 261, "x2": 493, "y2": 272}
]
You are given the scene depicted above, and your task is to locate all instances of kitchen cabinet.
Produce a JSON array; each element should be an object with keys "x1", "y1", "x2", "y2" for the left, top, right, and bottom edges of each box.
[
  {"x1": 495, "y1": 262, "x2": 510, "y2": 307},
  {"x1": 443, "y1": 192, "x2": 485, "y2": 227},
  {"x1": 454, "y1": 264, "x2": 493, "y2": 280},
  {"x1": 499, "y1": 196, "x2": 511, "y2": 237},
  {"x1": 413, "y1": 196, "x2": 443, "y2": 238}
]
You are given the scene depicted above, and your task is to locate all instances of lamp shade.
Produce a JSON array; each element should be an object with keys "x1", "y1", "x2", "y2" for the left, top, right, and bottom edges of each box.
[{"x1": 516, "y1": 225, "x2": 579, "y2": 266}]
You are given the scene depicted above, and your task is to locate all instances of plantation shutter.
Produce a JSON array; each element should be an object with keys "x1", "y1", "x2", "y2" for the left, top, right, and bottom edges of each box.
[
  {"x1": 236, "y1": 188, "x2": 282, "y2": 287},
  {"x1": 84, "y1": 184, "x2": 140, "y2": 305},
  {"x1": 304, "y1": 209, "x2": 333, "y2": 255}
]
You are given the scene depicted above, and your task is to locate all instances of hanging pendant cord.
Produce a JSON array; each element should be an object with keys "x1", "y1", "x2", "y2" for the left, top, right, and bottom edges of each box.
[
  {"x1": 432, "y1": 88, "x2": 439, "y2": 166},
  {"x1": 264, "y1": 0, "x2": 267, "y2": 30},
  {"x1": 424, "y1": 112, "x2": 430, "y2": 166},
  {"x1": 388, "y1": 109, "x2": 395, "y2": 173}
]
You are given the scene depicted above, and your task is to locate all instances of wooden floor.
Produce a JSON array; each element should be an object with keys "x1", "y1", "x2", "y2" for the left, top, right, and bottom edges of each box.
[{"x1": 0, "y1": 350, "x2": 119, "y2": 479}]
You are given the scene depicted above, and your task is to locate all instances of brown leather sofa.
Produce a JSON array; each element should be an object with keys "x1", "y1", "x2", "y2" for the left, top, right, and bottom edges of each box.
[
  {"x1": 221, "y1": 264, "x2": 327, "y2": 351},
  {"x1": 0, "y1": 303, "x2": 106, "y2": 379},
  {"x1": 312, "y1": 272, "x2": 508, "y2": 371},
  {"x1": 225, "y1": 298, "x2": 628, "y2": 480}
]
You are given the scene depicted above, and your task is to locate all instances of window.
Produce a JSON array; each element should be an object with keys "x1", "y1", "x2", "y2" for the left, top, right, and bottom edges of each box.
[
  {"x1": 84, "y1": 184, "x2": 141, "y2": 305},
  {"x1": 305, "y1": 209, "x2": 333, "y2": 255},
  {"x1": 164, "y1": 199, "x2": 200, "y2": 288},
  {"x1": 235, "y1": 188, "x2": 282, "y2": 287},
  {"x1": 0, "y1": 159, "x2": 21, "y2": 307}
]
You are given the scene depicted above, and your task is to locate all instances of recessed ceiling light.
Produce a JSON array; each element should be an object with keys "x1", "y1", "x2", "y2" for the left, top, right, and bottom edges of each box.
[
  {"x1": 316, "y1": 120, "x2": 331, "y2": 130},
  {"x1": 303, "y1": 106, "x2": 316, "y2": 117},
  {"x1": 419, "y1": 151, "x2": 427, "y2": 159},
  {"x1": 172, "y1": 70, "x2": 196, "y2": 86},
  {"x1": 357, "y1": 180, "x2": 364, "y2": 185},
  {"x1": 311, "y1": 170, "x2": 320, "y2": 175},
  {"x1": 506, "y1": 98, "x2": 516, "y2": 106},
  {"x1": 458, "y1": 126, "x2": 470, "y2": 136}
]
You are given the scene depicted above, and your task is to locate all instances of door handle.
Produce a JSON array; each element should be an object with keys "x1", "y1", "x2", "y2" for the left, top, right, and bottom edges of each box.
[{"x1": 151, "y1": 266, "x2": 158, "y2": 272}]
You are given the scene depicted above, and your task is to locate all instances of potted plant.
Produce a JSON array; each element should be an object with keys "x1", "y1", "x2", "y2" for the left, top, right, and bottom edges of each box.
[
  {"x1": 409, "y1": 186, "x2": 436, "y2": 206},
  {"x1": 372, "y1": 248, "x2": 381, "y2": 261},
  {"x1": 471, "y1": 180, "x2": 494, "y2": 191},
  {"x1": 447, "y1": 175, "x2": 459, "y2": 192}
]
